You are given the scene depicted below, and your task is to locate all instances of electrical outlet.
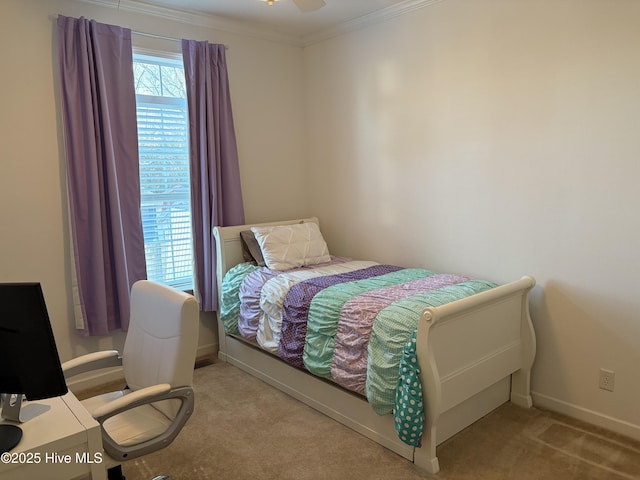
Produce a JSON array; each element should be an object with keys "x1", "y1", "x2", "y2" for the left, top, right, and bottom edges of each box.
[{"x1": 599, "y1": 368, "x2": 615, "y2": 392}]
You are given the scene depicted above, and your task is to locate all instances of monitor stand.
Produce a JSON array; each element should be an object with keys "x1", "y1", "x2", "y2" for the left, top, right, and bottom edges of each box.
[
  {"x1": 1, "y1": 394, "x2": 50, "y2": 423},
  {"x1": 0, "y1": 424, "x2": 22, "y2": 453}
]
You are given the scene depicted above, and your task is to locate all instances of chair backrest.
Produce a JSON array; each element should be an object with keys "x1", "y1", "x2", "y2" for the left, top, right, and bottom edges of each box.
[{"x1": 122, "y1": 280, "x2": 199, "y2": 418}]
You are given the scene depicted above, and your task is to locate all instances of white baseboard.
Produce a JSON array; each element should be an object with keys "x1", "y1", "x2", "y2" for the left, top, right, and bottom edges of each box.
[
  {"x1": 532, "y1": 391, "x2": 640, "y2": 441},
  {"x1": 66, "y1": 367, "x2": 125, "y2": 393},
  {"x1": 197, "y1": 342, "x2": 218, "y2": 362}
]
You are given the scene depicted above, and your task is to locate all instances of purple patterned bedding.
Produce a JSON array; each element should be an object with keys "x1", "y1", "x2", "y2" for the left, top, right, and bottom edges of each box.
[
  {"x1": 219, "y1": 259, "x2": 497, "y2": 446},
  {"x1": 222, "y1": 260, "x2": 495, "y2": 402}
]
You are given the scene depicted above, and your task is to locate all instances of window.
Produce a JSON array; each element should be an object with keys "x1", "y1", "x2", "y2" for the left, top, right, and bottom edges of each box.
[{"x1": 133, "y1": 53, "x2": 193, "y2": 290}]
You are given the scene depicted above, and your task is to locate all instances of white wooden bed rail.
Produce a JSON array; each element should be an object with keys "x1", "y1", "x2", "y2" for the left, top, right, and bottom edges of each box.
[{"x1": 213, "y1": 218, "x2": 536, "y2": 475}]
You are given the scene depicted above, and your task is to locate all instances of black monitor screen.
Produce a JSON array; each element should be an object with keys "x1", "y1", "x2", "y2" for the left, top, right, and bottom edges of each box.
[{"x1": 0, "y1": 283, "x2": 68, "y2": 401}]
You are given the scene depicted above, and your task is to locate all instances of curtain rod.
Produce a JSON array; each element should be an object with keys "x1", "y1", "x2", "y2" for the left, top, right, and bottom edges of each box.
[
  {"x1": 132, "y1": 30, "x2": 229, "y2": 49},
  {"x1": 132, "y1": 30, "x2": 180, "y2": 43},
  {"x1": 51, "y1": 15, "x2": 228, "y2": 49}
]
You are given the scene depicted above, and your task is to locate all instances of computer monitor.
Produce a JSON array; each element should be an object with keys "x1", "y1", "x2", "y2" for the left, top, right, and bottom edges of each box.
[{"x1": 0, "y1": 282, "x2": 68, "y2": 452}]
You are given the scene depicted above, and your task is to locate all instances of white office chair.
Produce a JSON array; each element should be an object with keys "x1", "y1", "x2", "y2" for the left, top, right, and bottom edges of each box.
[{"x1": 62, "y1": 280, "x2": 199, "y2": 479}]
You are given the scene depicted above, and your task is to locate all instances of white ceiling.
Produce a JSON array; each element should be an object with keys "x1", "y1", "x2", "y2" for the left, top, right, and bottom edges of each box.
[{"x1": 114, "y1": 0, "x2": 432, "y2": 45}]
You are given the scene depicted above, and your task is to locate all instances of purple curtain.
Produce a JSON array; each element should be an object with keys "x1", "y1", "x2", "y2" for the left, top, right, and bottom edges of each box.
[
  {"x1": 57, "y1": 16, "x2": 147, "y2": 336},
  {"x1": 182, "y1": 40, "x2": 245, "y2": 312}
]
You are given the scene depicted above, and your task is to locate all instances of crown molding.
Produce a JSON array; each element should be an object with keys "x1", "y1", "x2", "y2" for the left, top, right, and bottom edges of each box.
[
  {"x1": 302, "y1": 0, "x2": 446, "y2": 46},
  {"x1": 72, "y1": 0, "x2": 446, "y2": 48},
  {"x1": 73, "y1": 0, "x2": 302, "y2": 46}
]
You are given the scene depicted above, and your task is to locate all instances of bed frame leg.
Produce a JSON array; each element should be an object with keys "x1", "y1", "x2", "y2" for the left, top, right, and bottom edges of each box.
[
  {"x1": 216, "y1": 312, "x2": 229, "y2": 363},
  {"x1": 415, "y1": 454, "x2": 440, "y2": 476},
  {"x1": 511, "y1": 276, "x2": 536, "y2": 409},
  {"x1": 510, "y1": 368, "x2": 533, "y2": 408},
  {"x1": 413, "y1": 426, "x2": 440, "y2": 475}
]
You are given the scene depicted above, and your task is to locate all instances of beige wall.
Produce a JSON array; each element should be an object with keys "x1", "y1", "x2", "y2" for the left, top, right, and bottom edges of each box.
[
  {"x1": 0, "y1": 0, "x2": 309, "y2": 388},
  {"x1": 2, "y1": 0, "x2": 639, "y2": 441},
  {"x1": 304, "y1": 0, "x2": 640, "y2": 439}
]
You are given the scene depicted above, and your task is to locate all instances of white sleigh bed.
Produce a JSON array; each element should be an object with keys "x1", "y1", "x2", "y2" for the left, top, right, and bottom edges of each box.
[{"x1": 213, "y1": 217, "x2": 536, "y2": 475}]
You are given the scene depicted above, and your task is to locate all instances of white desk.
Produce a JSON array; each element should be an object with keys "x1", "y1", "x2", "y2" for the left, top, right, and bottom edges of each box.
[{"x1": 0, "y1": 392, "x2": 106, "y2": 480}]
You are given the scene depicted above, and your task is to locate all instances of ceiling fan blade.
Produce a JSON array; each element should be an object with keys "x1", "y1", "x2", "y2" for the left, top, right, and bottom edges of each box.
[{"x1": 292, "y1": 0, "x2": 326, "y2": 13}]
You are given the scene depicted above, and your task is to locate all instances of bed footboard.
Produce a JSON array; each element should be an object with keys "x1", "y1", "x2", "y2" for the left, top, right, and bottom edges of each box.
[{"x1": 414, "y1": 276, "x2": 536, "y2": 473}]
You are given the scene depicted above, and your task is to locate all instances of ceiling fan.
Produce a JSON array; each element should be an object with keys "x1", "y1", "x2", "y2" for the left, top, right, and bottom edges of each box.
[{"x1": 261, "y1": 0, "x2": 327, "y2": 12}]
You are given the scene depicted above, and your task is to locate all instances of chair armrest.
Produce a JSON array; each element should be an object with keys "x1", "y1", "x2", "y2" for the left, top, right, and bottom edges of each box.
[
  {"x1": 62, "y1": 350, "x2": 122, "y2": 379},
  {"x1": 90, "y1": 384, "x2": 171, "y2": 420},
  {"x1": 93, "y1": 385, "x2": 196, "y2": 462}
]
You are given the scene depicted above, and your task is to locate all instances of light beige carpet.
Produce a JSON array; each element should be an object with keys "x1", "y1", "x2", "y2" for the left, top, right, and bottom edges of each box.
[{"x1": 79, "y1": 361, "x2": 640, "y2": 480}]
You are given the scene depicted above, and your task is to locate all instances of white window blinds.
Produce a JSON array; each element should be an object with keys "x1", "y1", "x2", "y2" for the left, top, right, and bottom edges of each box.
[{"x1": 134, "y1": 54, "x2": 193, "y2": 290}]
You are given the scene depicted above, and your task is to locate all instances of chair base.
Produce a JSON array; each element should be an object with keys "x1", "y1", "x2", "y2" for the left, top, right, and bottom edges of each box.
[
  {"x1": 107, "y1": 465, "x2": 125, "y2": 480},
  {"x1": 106, "y1": 465, "x2": 172, "y2": 480}
]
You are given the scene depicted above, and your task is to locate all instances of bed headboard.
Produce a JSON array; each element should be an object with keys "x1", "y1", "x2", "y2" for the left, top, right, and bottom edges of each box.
[
  {"x1": 212, "y1": 217, "x2": 319, "y2": 357},
  {"x1": 213, "y1": 216, "x2": 319, "y2": 290}
]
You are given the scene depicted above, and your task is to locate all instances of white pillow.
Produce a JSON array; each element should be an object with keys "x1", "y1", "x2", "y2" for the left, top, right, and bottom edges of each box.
[{"x1": 251, "y1": 222, "x2": 331, "y2": 271}]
